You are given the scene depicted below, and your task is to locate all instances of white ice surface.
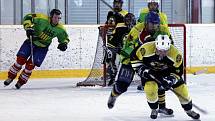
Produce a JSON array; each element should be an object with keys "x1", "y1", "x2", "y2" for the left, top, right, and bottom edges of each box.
[{"x1": 0, "y1": 74, "x2": 215, "y2": 121}]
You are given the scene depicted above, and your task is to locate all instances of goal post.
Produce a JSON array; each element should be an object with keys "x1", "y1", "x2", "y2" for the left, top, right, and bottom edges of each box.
[
  {"x1": 168, "y1": 24, "x2": 187, "y2": 81},
  {"x1": 76, "y1": 24, "x2": 187, "y2": 87}
]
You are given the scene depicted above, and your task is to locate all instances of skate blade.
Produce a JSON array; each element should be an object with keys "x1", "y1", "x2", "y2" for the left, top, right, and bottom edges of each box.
[{"x1": 159, "y1": 113, "x2": 174, "y2": 117}]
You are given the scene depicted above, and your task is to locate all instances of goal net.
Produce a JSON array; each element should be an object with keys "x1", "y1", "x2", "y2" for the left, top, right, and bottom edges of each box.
[{"x1": 76, "y1": 24, "x2": 186, "y2": 86}]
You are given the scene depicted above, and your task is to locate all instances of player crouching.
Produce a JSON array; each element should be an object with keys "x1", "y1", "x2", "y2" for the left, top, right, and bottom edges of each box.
[{"x1": 130, "y1": 34, "x2": 200, "y2": 119}]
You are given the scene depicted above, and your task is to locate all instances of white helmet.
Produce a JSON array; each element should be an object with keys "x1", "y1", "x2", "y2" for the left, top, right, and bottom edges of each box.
[
  {"x1": 155, "y1": 35, "x2": 171, "y2": 51},
  {"x1": 147, "y1": 0, "x2": 160, "y2": 3}
]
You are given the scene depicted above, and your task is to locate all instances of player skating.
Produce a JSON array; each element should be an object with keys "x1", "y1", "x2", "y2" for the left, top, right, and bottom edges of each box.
[
  {"x1": 107, "y1": 11, "x2": 173, "y2": 116},
  {"x1": 129, "y1": 34, "x2": 200, "y2": 119},
  {"x1": 137, "y1": 0, "x2": 173, "y2": 91},
  {"x1": 4, "y1": 9, "x2": 70, "y2": 89}
]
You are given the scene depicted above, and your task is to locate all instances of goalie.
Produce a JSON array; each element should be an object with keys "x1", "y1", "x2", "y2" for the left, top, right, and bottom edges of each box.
[
  {"x1": 130, "y1": 34, "x2": 200, "y2": 119},
  {"x1": 104, "y1": 0, "x2": 128, "y2": 86},
  {"x1": 105, "y1": 0, "x2": 128, "y2": 38},
  {"x1": 105, "y1": 13, "x2": 136, "y2": 86},
  {"x1": 106, "y1": 0, "x2": 128, "y2": 26}
]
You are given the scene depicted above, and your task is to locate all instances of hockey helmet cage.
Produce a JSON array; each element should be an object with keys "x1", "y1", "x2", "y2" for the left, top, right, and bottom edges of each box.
[{"x1": 155, "y1": 35, "x2": 171, "y2": 51}]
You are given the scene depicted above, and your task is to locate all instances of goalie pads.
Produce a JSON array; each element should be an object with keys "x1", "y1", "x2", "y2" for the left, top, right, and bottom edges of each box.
[{"x1": 114, "y1": 64, "x2": 135, "y2": 94}]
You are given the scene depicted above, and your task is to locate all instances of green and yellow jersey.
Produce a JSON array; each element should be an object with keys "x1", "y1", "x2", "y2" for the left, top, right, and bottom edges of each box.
[
  {"x1": 120, "y1": 22, "x2": 170, "y2": 65},
  {"x1": 23, "y1": 13, "x2": 70, "y2": 48},
  {"x1": 137, "y1": 8, "x2": 170, "y2": 35}
]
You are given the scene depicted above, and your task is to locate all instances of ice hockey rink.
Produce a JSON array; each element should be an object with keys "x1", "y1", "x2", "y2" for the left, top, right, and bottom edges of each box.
[{"x1": 0, "y1": 74, "x2": 214, "y2": 121}]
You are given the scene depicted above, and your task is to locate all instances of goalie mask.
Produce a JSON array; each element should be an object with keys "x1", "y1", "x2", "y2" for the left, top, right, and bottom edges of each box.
[{"x1": 124, "y1": 13, "x2": 136, "y2": 29}]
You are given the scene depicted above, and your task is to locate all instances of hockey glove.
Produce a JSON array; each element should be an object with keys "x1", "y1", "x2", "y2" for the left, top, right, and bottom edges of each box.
[
  {"x1": 137, "y1": 67, "x2": 156, "y2": 79},
  {"x1": 57, "y1": 43, "x2": 67, "y2": 51},
  {"x1": 160, "y1": 76, "x2": 174, "y2": 91},
  {"x1": 106, "y1": 49, "x2": 113, "y2": 59},
  {"x1": 26, "y1": 28, "x2": 35, "y2": 38}
]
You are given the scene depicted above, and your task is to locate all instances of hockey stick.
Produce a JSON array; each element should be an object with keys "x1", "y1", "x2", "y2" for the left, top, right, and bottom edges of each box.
[
  {"x1": 29, "y1": 35, "x2": 34, "y2": 65},
  {"x1": 100, "y1": 0, "x2": 114, "y2": 10},
  {"x1": 149, "y1": 74, "x2": 208, "y2": 114}
]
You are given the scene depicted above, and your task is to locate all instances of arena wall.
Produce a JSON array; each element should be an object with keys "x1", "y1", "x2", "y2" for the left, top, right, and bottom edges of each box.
[{"x1": 0, "y1": 24, "x2": 214, "y2": 79}]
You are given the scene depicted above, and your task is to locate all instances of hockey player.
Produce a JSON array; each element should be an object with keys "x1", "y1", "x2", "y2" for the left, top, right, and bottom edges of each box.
[
  {"x1": 107, "y1": 11, "x2": 173, "y2": 116},
  {"x1": 4, "y1": 9, "x2": 70, "y2": 89},
  {"x1": 106, "y1": 13, "x2": 136, "y2": 86},
  {"x1": 136, "y1": 0, "x2": 172, "y2": 90},
  {"x1": 137, "y1": 0, "x2": 171, "y2": 40},
  {"x1": 105, "y1": 0, "x2": 128, "y2": 36},
  {"x1": 106, "y1": 0, "x2": 128, "y2": 26},
  {"x1": 105, "y1": 0, "x2": 128, "y2": 85},
  {"x1": 138, "y1": 0, "x2": 168, "y2": 25},
  {"x1": 130, "y1": 34, "x2": 200, "y2": 119}
]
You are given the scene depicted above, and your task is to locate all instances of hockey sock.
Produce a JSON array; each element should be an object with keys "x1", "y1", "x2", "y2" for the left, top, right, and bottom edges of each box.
[
  {"x1": 8, "y1": 56, "x2": 26, "y2": 79},
  {"x1": 158, "y1": 90, "x2": 166, "y2": 109},
  {"x1": 18, "y1": 59, "x2": 35, "y2": 84}
]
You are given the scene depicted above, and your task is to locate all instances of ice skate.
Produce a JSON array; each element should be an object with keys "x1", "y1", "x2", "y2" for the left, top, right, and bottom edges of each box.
[
  {"x1": 150, "y1": 109, "x2": 158, "y2": 119},
  {"x1": 137, "y1": 84, "x2": 144, "y2": 91},
  {"x1": 4, "y1": 78, "x2": 13, "y2": 86},
  {"x1": 158, "y1": 107, "x2": 174, "y2": 115},
  {"x1": 107, "y1": 94, "x2": 117, "y2": 109},
  {"x1": 15, "y1": 82, "x2": 24, "y2": 89},
  {"x1": 107, "y1": 79, "x2": 114, "y2": 86},
  {"x1": 186, "y1": 110, "x2": 200, "y2": 119}
]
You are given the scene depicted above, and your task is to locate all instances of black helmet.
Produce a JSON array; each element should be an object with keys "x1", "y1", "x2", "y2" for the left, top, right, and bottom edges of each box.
[
  {"x1": 124, "y1": 13, "x2": 136, "y2": 29},
  {"x1": 50, "y1": 9, "x2": 62, "y2": 17},
  {"x1": 113, "y1": 0, "x2": 123, "y2": 3},
  {"x1": 113, "y1": 0, "x2": 123, "y2": 12}
]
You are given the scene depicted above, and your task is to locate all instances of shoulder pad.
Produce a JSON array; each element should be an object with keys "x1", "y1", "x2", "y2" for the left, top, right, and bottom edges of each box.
[
  {"x1": 119, "y1": 10, "x2": 128, "y2": 16},
  {"x1": 167, "y1": 45, "x2": 183, "y2": 67},
  {"x1": 136, "y1": 42, "x2": 155, "y2": 60},
  {"x1": 34, "y1": 13, "x2": 49, "y2": 20},
  {"x1": 128, "y1": 23, "x2": 145, "y2": 41},
  {"x1": 56, "y1": 23, "x2": 66, "y2": 30},
  {"x1": 140, "y1": 8, "x2": 149, "y2": 13},
  {"x1": 116, "y1": 23, "x2": 126, "y2": 27}
]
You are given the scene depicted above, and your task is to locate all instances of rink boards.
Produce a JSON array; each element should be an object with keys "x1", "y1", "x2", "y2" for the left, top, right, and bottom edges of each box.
[{"x1": 0, "y1": 25, "x2": 215, "y2": 79}]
